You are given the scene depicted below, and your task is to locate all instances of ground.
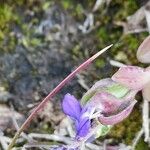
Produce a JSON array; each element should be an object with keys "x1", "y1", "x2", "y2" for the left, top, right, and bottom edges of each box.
[{"x1": 0, "y1": 0, "x2": 150, "y2": 149}]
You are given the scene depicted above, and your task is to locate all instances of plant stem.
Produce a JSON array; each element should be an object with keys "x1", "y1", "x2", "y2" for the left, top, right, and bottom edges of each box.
[{"x1": 7, "y1": 44, "x2": 113, "y2": 150}]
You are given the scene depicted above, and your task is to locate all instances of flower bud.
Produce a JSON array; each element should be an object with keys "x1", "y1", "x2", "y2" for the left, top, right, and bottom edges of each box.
[{"x1": 137, "y1": 35, "x2": 150, "y2": 63}]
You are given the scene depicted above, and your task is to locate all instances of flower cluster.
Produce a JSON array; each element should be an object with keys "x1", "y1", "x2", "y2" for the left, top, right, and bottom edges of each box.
[{"x1": 59, "y1": 36, "x2": 150, "y2": 149}]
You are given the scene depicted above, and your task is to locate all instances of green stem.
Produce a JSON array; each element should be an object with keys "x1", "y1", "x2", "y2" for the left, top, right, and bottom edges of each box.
[{"x1": 7, "y1": 44, "x2": 113, "y2": 150}]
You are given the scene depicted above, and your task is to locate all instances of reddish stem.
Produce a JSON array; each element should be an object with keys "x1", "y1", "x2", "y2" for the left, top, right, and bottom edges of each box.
[{"x1": 7, "y1": 44, "x2": 112, "y2": 150}]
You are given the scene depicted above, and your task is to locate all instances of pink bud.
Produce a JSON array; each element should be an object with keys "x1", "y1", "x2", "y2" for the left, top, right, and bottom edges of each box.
[{"x1": 137, "y1": 36, "x2": 150, "y2": 63}]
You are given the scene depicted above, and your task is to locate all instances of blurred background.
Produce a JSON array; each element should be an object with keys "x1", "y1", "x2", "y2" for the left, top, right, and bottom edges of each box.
[{"x1": 0, "y1": 0, "x2": 150, "y2": 149}]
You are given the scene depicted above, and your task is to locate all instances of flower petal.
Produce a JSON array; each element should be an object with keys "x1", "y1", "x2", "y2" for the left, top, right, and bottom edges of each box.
[
  {"x1": 98, "y1": 100, "x2": 137, "y2": 125},
  {"x1": 76, "y1": 117, "x2": 90, "y2": 138},
  {"x1": 137, "y1": 35, "x2": 150, "y2": 63},
  {"x1": 62, "y1": 93, "x2": 81, "y2": 120},
  {"x1": 88, "y1": 92, "x2": 133, "y2": 115},
  {"x1": 112, "y1": 66, "x2": 150, "y2": 90}
]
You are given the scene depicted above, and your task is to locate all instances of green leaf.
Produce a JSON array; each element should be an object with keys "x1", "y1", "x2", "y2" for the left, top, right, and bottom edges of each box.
[{"x1": 96, "y1": 124, "x2": 112, "y2": 137}]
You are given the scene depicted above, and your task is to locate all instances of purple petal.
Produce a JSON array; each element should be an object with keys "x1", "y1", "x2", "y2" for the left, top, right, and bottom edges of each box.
[
  {"x1": 112, "y1": 66, "x2": 150, "y2": 90},
  {"x1": 98, "y1": 100, "x2": 137, "y2": 125},
  {"x1": 76, "y1": 117, "x2": 90, "y2": 138},
  {"x1": 137, "y1": 36, "x2": 150, "y2": 63},
  {"x1": 62, "y1": 93, "x2": 81, "y2": 120}
]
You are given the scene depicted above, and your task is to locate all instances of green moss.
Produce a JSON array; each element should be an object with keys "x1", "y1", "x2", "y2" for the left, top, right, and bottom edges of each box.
[
  {"x1": 0, "y1": 34, "x2": 17, "y2": 53},
  {"x1": 72, "y1": 44, "x2": 85, "y2": 60},
  {"x1": 94, "y1": 0, "x2": 145, "y2": 66},
  {"x1": 97, "y1": 27, "x2": 110, "y2": 42},
  {"x1": 135, "y1": 138, "x2": 149, "y2": 150},
  {"x1": 21, "y1": 36, "x2": 42, "y2": 49},
  {"x1": 61, "y1": 0, "x2": 84, "y2": 20},
  {"x1": 114, "y1": 51, "x2": 128, "y2": 62},
  {"x1": 0, "y1": 1, "x2": 149, "y2": 146},
  {"x1": 0, "y1": 4, "x2": 16, "y2": 39},
  {"x1": 114, "y1": 0, "x2": 139, "y2": 20},
  {"x1": 95, "y1": 59, "x2": 105, "y2": 68},
  {"x1": 61, "y1": 0, "x2": 74, "y2": 10},
  {"x1": 0, "y1": 5, "x2": 13, "y2": 28},
  {"x1": 109, "y1": 108, "x2": 142, "y2": 144},
  {"x1": 42, "y1": 1, "x2": 53, "y2": 10},
  {"x1": 0, "y1": 3, "x2": 19, "y2": 53},
  {"x1": 111, "y1": 33, "x2": 149, "y2": 64},
  {"x1": 123, "y1": 35, "x2": 139, "y2": 51},
  {"x1": 0, "y1": 81, "x2": 9, "y2": 91}
]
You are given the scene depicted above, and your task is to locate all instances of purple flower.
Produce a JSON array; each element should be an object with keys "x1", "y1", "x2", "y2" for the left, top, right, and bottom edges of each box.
[
  {"x1": 81, "y1": 78, "x2": 137, "y2": 125},
  {"x1": 62, "y1": 94, "x2": 91, "y2": 138},
  {"x1": 62, "y1": 94, "x2": 81, "y2": 121},
  {"x1": 62, "y1": 88, "x2": 137, "y2": 138}
]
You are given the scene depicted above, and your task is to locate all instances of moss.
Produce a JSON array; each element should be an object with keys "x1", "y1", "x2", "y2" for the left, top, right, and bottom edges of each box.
[
  {"x1": 113, "y1": 0, "x2": 139, "y2": 20},
  {"x1": 135, "y1": 138, "x2": 149, "y2": 150},
  {"x1": 95, "y1": 59, "x2": 105, "y2": 68},
  {"x1": 21, "y1": 36, "x2": 42, "y2": 49},
  {"x1": 0, "y1": 4, "x2": 16, "y2": 26},
  {"x1": 1, "y1": 0, "x2": 149, "y2": 147},
  {"x1": 94, "y1": 0, "x2": 147, "y2": 65},
  {"x1": 109, "y1": 108, "x2": 142, "y2": 145},
  {"x1": 0, "y1": 3, "x2": 19, "y2": 53},
  {"x1": 97, "y1": 27, "x2": 110, "y2": 42},
  {"x1": 72, "y1": 44, "x2": 86, "y2": 61},
  {"x1": 111, "y1": 33, "x2": 149, "y2": 64},
  {"x1": 0, "y1": 4, "x2": 16, "y2": 40},
  {"x1": 42, "y1": 1, "x2": 53, "y2": 11},
  {"x1": 61, "y1": 0, "x2": 84, "y2": 21},
  {"x1": 0, "y1": 81, "x2": 9, "y2": 91}
]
